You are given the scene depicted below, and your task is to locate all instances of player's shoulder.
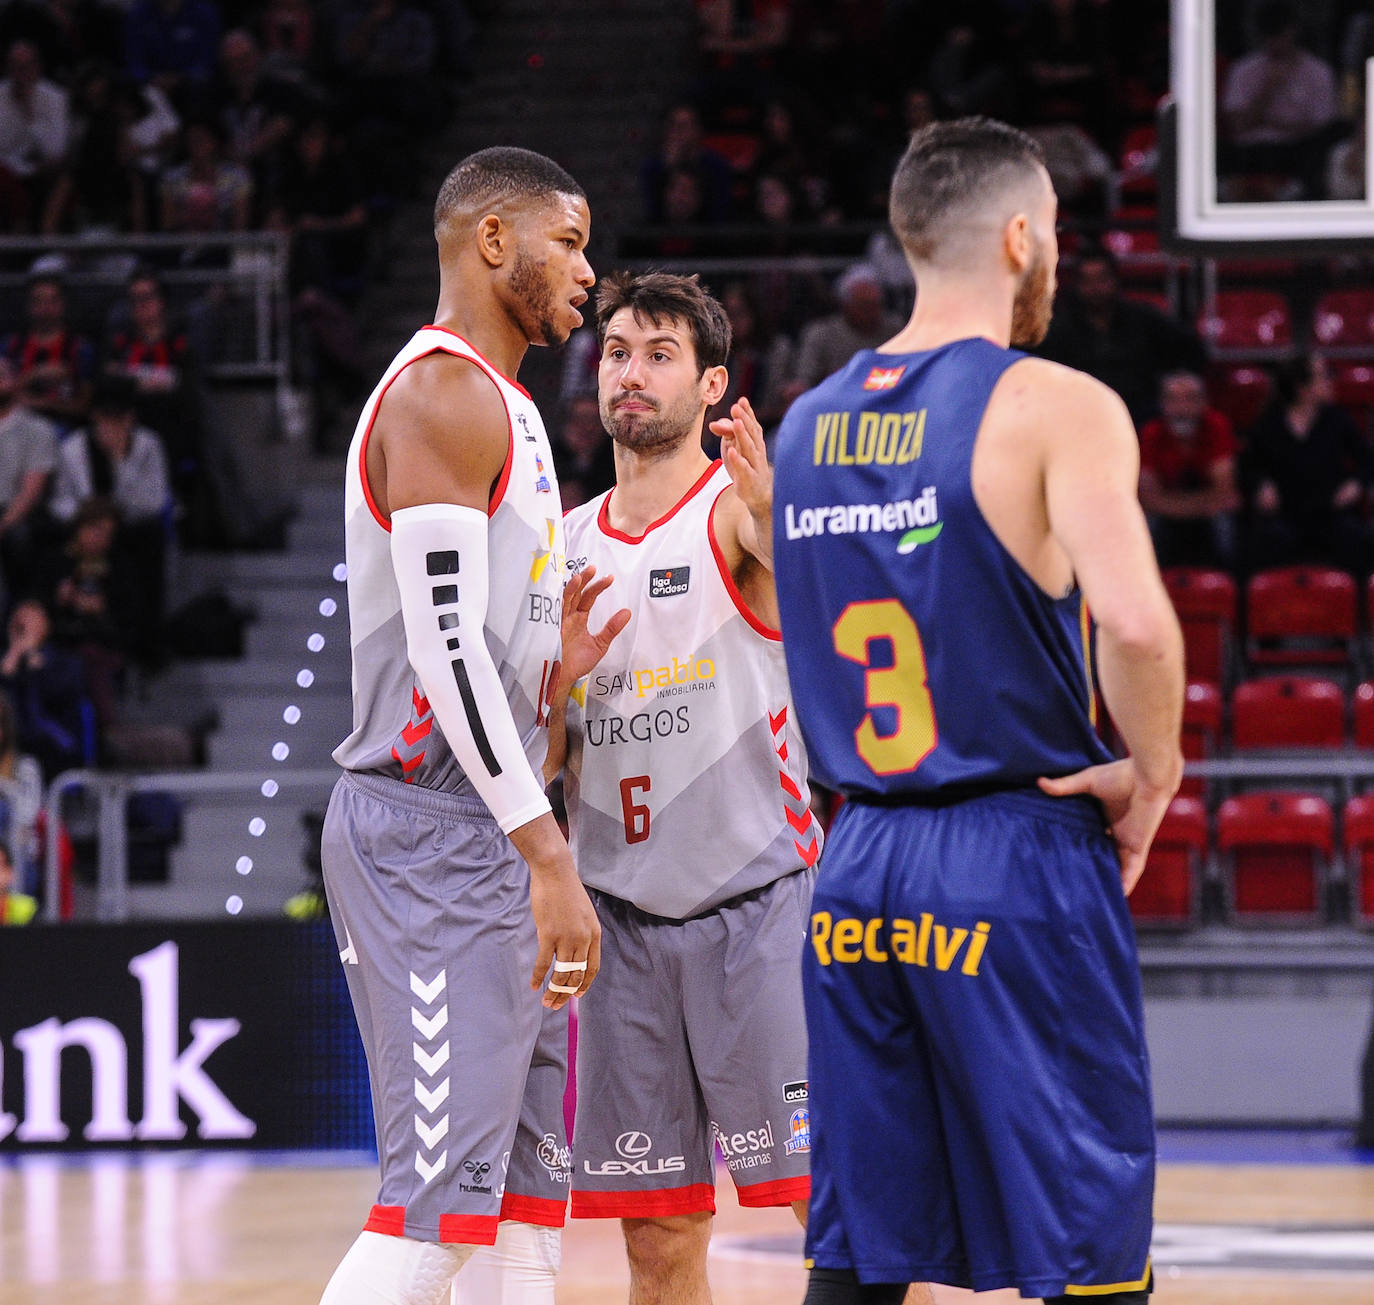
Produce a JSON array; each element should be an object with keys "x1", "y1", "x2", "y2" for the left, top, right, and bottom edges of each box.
[
  {"x1": 378, "y1": 350, "x2": 510, "y2": 450},
  {"x1": 989, "y1": 355, "x2": 1132, "y2": 430}
]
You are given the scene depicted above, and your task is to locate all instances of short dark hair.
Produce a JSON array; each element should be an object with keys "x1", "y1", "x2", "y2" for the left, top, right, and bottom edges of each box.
[
  {"x1": 594, "y1": 271, "x2": 732, "y2": 373},
  {"x1": 1273, "y1": 354, "x2": 1318, "y2": 405},
  {"x1": 889, "y1": 117, "x2": 1045, "y2": 263},
  {"x1": 91, "y1": 373, "x2": 138, "y2": 415},
  {"x1": 434, "y1": 147, "x2": 583, "y2": 232}
]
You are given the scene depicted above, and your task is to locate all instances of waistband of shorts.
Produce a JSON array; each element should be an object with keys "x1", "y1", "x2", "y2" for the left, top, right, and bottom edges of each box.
[
  {"x1": 846, "y1": 783, "x2": 1107, "y2": 832},
  {"x1": 339, "y1": 769, "x2": 499, "y2": 825},
  {"x1": 592, "y1": 866, "x2": 810, "y2": 926}
]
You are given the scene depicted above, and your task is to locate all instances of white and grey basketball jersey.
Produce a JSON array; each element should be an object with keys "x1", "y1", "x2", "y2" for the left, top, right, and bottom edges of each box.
[
  {"x1": 563, "y1": 462, "x2": 820, "y2": 919},
  {"x1": 333, "y1": 327, "x2": 566, "y2": 797}
]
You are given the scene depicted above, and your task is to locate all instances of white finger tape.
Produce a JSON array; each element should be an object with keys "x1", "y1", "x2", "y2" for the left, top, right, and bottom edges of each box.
[
  {"x1": 547, "y1": 980, "x2": 581, "y2": 994},
  {"x1": 551, "y1": 959, "x2": 587, "y2": 973}
]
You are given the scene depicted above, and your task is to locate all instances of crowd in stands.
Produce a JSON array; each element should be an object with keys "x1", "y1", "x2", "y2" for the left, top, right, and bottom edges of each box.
[{"x1": 0, "y1": 0, "x2": 484, "y2": 918}]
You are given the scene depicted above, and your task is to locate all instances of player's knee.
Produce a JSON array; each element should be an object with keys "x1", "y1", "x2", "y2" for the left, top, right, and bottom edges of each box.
[
  {"x1": 320, "y1": 1230, "x2": 474, "y2": 1305},
  {"x1": 621, "y1": 1212, "x2": 711, "y2": 1279}
]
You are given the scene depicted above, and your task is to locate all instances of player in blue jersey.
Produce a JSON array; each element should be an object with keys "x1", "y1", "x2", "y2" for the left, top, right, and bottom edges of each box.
[{"x1": 772, "y1": 117, "x2": 1185, "y2": 1304}]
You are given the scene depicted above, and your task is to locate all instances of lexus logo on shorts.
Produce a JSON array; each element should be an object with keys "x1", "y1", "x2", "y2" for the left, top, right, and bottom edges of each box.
[
  {"x1": 615, "y1": 1131, "x2": 653, "y2": 1159},
  {"x1": 463, "y1": 1160, "x2": 491, "y2": 1182}
]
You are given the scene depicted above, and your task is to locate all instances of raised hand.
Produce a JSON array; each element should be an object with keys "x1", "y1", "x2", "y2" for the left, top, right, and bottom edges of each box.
[{"x1": 711, "y1": 395, "x2": 771, "y2": 521}]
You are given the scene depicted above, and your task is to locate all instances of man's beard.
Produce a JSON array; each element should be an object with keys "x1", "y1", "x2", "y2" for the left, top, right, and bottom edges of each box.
[
  {"x1": 508, "y1": 248, "x2": 562, "y2": 347},
  {"x1": 1010, "y1": 242, "x2": 1054, "y2": 348},
  {"x1": 601, "y1": 390, "x2": 700, "y2": 457}
]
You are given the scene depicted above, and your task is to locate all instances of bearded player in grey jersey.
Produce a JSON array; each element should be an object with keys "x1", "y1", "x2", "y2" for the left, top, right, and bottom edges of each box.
[{"x1": 318, "y1": 147, "x2": 625, "y2": 1305}]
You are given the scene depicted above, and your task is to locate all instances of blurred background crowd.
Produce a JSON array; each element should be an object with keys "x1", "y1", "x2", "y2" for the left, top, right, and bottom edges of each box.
[{"x1": 1, "y1": 0, "x2": 1373, "y2": 927}]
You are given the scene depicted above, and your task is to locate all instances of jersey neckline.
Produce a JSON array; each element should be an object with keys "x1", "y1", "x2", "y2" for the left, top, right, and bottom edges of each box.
[
  {"x1": 420, "y1": 324, "x2": 533, "y2": 399},
  {"x1": 597, "y1": 460, "x2": 722, "y2": 544}
]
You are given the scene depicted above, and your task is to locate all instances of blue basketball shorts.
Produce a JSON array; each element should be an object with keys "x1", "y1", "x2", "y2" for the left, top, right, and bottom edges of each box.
[{"x1": 802, "y1": 788, "x2": 1154, "y2": 1297}]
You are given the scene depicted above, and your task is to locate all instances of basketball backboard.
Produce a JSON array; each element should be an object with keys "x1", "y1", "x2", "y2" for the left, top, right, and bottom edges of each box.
[{"x1": 1165, "y1": 0, "x2": 1373, "y2": 252}]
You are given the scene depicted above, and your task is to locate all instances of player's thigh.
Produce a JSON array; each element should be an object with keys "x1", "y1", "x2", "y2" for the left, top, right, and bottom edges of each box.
[
  {"x1": 571, "y1": 896, "x2": 714, "y2": 1216},
  {"x1": 686, "y1": 871, "x2": 813, "y2": 1204}
]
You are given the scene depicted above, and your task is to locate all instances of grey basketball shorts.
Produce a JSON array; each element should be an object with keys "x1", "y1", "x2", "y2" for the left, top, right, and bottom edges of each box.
[
  {"x1": 570, "y1": 866, "x2": 815, "y2": 1219},
  {"x1": 322, "y1": 770, "x2": 572, "y2": 1244}
]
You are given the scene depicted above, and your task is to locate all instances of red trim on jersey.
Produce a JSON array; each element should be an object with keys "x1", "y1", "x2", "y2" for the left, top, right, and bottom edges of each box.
[
  {"x1": 707, "y1": 486, "x2": 781, "y2": 641},
  {"x1": 597, "y1": 460, "x2": 721, "y2": 544},
  {"x1": 487, "y1": 410, "x2": 515, "y2": 515},
  {"x1": 500, "y1": 1192, "x2": 568, "y2": 1227},
  {"x1": 359, "y1": 346, "x2": 519, "y2": 527},
  {"x1": 364, "y1": 1204, "x2": 406, "y2": 1235},
  {"x1": 735, "y1": 1174, "x2": 811, "y2": 1208},
  {"x1": 422, "y1": 324, "x2": 532, "y2": 399},
  {"x1": 571, "y1": 1182, "x2": 716, "y2": 1220},
  {"x1": 438, "y1": 1212, "x2": 500, "y2": 1245}
]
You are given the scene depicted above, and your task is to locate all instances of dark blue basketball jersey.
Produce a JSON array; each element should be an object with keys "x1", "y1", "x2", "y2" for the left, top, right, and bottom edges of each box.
[{"x1": 772, "y1": 337, "x2": 1113, "y2": 799}]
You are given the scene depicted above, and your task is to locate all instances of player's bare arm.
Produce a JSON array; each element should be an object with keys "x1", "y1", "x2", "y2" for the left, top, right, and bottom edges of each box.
[
  {"x1": 374, "y1": 355, "x2": 601, "y2": 1007},
  {"x1": 1009, "y1": 361, "x2": 1184, "y2": 892},
  {"x1": 542, "y1": 565, "x2": 630, "y2": 784}
]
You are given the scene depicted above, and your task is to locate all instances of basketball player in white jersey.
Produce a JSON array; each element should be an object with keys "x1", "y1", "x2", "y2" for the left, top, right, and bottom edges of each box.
[
  {"x1": 546, "y1": 272, "x2": 836, "y2": 1304},
  {"x1": 317, "y1": 146, "x2": 621, "y2": 1305}
]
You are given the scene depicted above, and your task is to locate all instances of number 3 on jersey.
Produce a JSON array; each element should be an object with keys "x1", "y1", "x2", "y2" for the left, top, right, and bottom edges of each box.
[
  {"x1": 620, "y1": 775, "x2": 651, "y2": 844},
  {"x1": 833, "y1": 599, "x2": 937, "y2": 775}
]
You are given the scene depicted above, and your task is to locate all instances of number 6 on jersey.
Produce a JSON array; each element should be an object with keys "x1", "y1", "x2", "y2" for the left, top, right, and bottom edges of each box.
[{"x1": 620, "y1": 774, "x2": 651, "y2": 844}]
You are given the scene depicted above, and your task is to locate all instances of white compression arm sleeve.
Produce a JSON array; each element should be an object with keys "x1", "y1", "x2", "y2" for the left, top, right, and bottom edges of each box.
[{"x1": 391, "y1": 503, "x2": 552, "y2": 834}]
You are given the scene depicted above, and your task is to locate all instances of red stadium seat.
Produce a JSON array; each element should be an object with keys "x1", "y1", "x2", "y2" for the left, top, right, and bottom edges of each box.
[
  {"x1": 1179, "y1": 680, "x2": 1222, "y2": 798},
  {"x1": 1342, "y1": 795, "x2": 1374, "y2": 924},
  {"x1": 1209, "y1": 364, "x2": 1273, "y2": 433},
  {"x1": 1331, "y1": 361, "x2": 1374, "y2": 434},
  {"x1": 1198, "y1": 289, "x2": 1293, "y2": 356},
  {"x1": 1245, "y1": 566, "x2": 1357, "y2": 673},
  {"x1": 1131, "y1": 795, "x2": 1206, "y2": 926},
  {"x1": 1117, "y1": 125, "x2": 1158, "y2": 201},
  {"x1": 1162, "y1": 566, "x2": 1236, "y2": 686},
  {"x1": 1355, "y1": 680, "x2": 1374, "y2": 748},
  {"x1": 1216, "y1": 791, "x2": 1333, "y2": 921},
  {"x1": 1312, "y1": 289, "x2": 1374, "y2": 352},
  {"x1": 1230, "y1": 676, "x2": 1346, "y2": 750}
]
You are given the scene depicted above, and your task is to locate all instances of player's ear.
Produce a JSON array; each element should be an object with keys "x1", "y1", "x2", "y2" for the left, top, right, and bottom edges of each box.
[
  {"x1": 701, "y1": 364, "x2": 729, "y2": 407},
  {"x1": 1003, "y1": 211, "x2": 1032, "y2": 276},
  {"x1": 476, "y1": 212, "x2": 509, "y2": 269}
]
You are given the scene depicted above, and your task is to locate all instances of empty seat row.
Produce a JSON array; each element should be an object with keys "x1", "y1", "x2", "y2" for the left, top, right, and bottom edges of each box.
[
  {"x1": 1165, "y1": 565, "x2": 1366, "y2": 687},
  {"x1": 1134, "y1": 790, "x2": 1374, "y2": 928},
  {"x1": 1198, "y1": 288, "x2": 1374, "y2": 356},
  {"x1": 1183, "y1": 676, "x2": 1374, "y2": 756}
]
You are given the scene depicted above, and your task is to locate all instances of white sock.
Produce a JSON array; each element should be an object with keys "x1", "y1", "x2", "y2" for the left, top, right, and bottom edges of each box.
[
  {"x1": 320, "y1": 1230, "x2": 475, "y2": 1305},
  {"x1": 450, "y1": 1220, "x2": 561, "y2": 1305}
]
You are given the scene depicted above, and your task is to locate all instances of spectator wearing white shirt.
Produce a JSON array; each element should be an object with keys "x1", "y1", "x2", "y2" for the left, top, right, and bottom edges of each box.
[
  {"x1": 0, "y1": 39, "x2": 69, "y2": 231},
  {"x1": 50, "y1": 374, "x2": 172, "y2": 640},
  {"x1": 51, "y1": 375, "x2": 170, "y2": 527},
  {"x1": 0, "y1": 356, "x2": 57, "y2": 598}
]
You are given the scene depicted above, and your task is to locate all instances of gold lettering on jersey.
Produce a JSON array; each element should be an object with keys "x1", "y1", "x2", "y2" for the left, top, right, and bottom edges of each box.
[
  {"x1": 813, "y1": 410, "x2": 925, "y2": 466},
  {"x1": 810, "y1": 911, "x2": 992, "y2": 976}
]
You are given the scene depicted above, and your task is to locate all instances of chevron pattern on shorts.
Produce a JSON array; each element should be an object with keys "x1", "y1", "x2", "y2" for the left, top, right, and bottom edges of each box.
[{"x1": 410, "y1": 968, "x2": 450, "y2": 1185}]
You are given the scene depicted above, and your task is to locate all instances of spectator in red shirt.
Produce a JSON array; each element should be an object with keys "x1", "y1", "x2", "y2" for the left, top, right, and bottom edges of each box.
[
  {"x1": 1137, "y1": 369, "x2": 1241, "y2": 568},
  {"x1": 1, "y1": 272, "x2": 94, "y2": 434}
]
